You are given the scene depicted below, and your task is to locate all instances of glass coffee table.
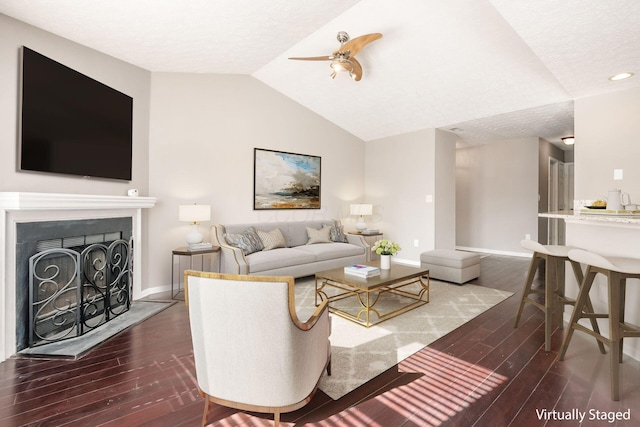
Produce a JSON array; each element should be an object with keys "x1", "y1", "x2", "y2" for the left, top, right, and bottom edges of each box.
[{"x1": 315, "y1": 263, "x2": 430, "y2": 327}]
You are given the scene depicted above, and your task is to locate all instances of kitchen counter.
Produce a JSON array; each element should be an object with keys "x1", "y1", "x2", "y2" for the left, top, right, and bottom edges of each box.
[
  {"x1": 540, "y1": 210, "x2": 640, "y2": 225},
  {"x1": 541, "y1": 210, "x2": 640, "y2": 361}
]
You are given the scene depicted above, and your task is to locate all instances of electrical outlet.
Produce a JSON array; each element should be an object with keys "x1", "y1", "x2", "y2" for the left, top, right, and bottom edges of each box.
[
  {"x1": 614, "y1": 169, "x2": 623, "y2": 180},
  {"x1": 425, "y1": 195, "x2": 433, "y2": 203},
  {"x1": 414, "y1": 239, "x2": 419, "y2": 247},
  {"x1": 525, "y1": 234, "x2": 531, "y2": 240}
]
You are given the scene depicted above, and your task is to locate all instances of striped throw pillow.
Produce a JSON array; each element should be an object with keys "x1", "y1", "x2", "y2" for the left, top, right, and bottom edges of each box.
[{"x1": 257, "y1": 228, "x2": 287, "y2": 251}]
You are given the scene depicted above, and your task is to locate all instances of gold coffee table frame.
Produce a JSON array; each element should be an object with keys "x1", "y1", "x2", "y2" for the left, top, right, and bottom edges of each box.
[{"x1": 315, "y1": 263, "x2": 430, "y2": 327}]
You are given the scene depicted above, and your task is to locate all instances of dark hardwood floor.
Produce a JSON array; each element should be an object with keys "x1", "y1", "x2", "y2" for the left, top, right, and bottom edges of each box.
[{"x1": 1, "y1": 255, "x2": 639, "y2": 426}]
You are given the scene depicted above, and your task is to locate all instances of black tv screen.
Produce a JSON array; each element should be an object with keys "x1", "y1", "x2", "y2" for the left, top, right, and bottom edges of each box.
[{"x1": 19, "y1": 46, "x2": 133, "y2": 181}]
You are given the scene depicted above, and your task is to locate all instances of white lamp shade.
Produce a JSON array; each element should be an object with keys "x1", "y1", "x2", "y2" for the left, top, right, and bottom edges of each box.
[
  {"x1": 179, "y1": 204, "x2": 211, "y2": 223},
  {"x1": 350, "y1": 203, "x2": 373, "y2": 216},
  {"x1": 350, "y1": 203, "x2": 372, "y2": 231}
]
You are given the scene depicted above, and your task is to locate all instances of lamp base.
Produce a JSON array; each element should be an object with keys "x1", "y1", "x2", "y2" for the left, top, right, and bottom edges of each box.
[
  {"x1": 355, "y1": 217, "x2": 367, "y2": 231},
  {"x1": 186, "y1": 223, "x2": 203, "y2": 245}
]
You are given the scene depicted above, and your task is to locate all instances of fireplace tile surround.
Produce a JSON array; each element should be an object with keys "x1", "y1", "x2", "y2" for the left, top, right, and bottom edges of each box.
[{"x1": 0, "y1": 192, "x2": 156, "y2": 363}]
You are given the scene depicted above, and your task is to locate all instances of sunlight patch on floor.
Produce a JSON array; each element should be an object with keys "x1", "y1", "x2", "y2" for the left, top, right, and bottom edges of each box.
[{"x1": 337, "y1": 346, "x2": 508, "y2": 426}]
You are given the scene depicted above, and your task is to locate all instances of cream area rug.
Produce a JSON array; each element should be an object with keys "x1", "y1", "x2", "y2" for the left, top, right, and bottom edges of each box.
[{"x1": 294, "y1": 276, "x2": 512, "y2": 400}]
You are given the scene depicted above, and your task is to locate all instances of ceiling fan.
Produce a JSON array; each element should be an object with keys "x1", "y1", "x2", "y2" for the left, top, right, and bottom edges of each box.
[{"x1": 289, "y1": 31, "x2": 383, "y2": 81}]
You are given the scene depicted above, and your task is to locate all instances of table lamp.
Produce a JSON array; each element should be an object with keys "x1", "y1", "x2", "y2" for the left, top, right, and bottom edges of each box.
[
  {"x1": 179, "y1": 204, "x2": 211, "y2": 244},
  {"x1": 350, "y1": 203, "x2": 373, "y2": 231}
]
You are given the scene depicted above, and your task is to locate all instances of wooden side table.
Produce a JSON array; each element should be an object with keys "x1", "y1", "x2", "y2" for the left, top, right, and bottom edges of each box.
[
  {"x1": 171, "y1": 246, "x2": 220, "y2": 299},
  {"x1": 348, "y1": 231, "x2": 383, "y2": 262}
]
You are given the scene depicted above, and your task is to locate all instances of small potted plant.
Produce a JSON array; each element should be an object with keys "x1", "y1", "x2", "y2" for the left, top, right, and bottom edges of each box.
[{"x1": 371, "y1": 239, "x2": 401, "y2": 269}]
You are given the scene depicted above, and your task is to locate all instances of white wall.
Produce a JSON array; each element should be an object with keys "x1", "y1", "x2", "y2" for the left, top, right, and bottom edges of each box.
[
  {"x1": 435, "y1": 129, "x2": 457, "y2": 249},
  {"x1": 0, "y1": 14, "x2": 151, "y2": 196},
  {"x1": 575, "y1": 87, "x2": 640, "y2": 201},
  {"x1": 365, "y1": 129, "x2": 456, "y2": 264},
  {"x1": 0, "y1": 13, "x2": 153, "y2": 287},
  {"x1": 0, "y1": 12, "x2": 368, "y2": 296},
  {"x1": 147, "y1": 73, "x2": 366, "y2": 291},
  {"x1": 456, "y1": 138, "x2": 538, "y2": 255}
]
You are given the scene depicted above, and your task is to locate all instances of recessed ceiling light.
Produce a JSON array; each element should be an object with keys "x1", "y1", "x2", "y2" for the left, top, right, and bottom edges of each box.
[
  {"x1": 562, "y1": 136, "x2": 575, "y2": 145},
  {"x1": 449, "y1": 127, "x2": 463, "y2": 132},
  {"x1": 609, "y1": 72, "x2": 634, "y2": 81}
]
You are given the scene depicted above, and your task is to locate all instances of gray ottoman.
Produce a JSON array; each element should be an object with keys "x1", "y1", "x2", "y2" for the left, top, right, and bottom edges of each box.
[{"x1": 420, "y1": 249, "x2": 481, "y2": 284}]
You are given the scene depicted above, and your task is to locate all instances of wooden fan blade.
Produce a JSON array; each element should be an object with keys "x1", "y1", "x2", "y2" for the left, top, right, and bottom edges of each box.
[
  {"x1": 288, "y1": 55, "x2": 333, "y2": 61},
  {"x1": 349, "y1": 58, "x2": 363, "y2": 81},
  {"x1": 342, "y1": 33, "x2": 382, "y2": 57}
]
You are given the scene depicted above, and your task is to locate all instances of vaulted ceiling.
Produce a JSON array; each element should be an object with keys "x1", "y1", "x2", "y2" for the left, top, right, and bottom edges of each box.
[{"x1": 2, "y1": 0, "x2": 639, "y2": 149}]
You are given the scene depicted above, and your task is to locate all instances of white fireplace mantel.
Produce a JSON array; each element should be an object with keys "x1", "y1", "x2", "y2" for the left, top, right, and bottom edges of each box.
[
  {"x1": 0, "y1": 191, "x2": 157, "y2": 211},
  {"x1": 0, "y1": 192, "x2": 157, "y2": 363}
]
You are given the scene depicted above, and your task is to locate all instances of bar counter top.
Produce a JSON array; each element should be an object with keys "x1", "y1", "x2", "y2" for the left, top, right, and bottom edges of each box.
[{"x1": 540, "y1": 210, "x2": 640, "y2": 225}]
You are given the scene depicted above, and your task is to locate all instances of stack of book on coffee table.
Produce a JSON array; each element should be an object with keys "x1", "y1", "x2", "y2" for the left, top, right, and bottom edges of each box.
[{"x1": 344, "y1": 264, "x2": 380, "y2": 278}]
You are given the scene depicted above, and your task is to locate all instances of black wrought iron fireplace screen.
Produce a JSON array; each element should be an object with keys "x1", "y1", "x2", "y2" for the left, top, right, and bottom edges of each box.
[{"x1": 28, "y1": 238, "x2": 132, "y2": 347}]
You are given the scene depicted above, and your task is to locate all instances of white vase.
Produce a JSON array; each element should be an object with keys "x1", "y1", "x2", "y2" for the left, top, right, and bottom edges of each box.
[{"x1": 380, "y1": 254, "x2": 391, "y2": 270}]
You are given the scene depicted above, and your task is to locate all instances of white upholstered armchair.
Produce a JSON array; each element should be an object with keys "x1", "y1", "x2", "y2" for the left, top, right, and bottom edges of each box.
[{"x1": 184, "y1": 271, "x2": 332, "y2": 426}]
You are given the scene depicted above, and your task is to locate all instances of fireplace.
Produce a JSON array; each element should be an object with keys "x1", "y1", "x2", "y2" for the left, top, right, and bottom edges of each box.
[
  {"x1": 0, "y1": 192, "x2": 156, "y2": 362},
  {"x1": 17, "y1": 218, "x2": 132, "y2": 351}
]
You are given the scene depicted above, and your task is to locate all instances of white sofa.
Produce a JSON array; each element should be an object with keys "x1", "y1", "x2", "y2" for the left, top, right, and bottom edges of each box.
[{"x1": 212, "y1": 220, "x2": 368, "y2": 278}]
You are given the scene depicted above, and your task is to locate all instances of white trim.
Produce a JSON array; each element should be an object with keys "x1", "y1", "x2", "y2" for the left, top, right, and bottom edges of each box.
[
  {"x1": 392, "y1": 257, "x2": 420, "y2": 267},
  {"x1": 0, "y1": 193, "x2": 156, "y2": 363},
  {"x1": 455, "y1": 245, "x2": 532, "y2": 258},
  {"x1": 0, "y1": 192, "x2": 156, "y2": 210}
]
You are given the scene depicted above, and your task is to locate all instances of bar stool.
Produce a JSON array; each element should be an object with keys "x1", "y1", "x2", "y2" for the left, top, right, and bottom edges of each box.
[
  {"x1": 558, "y1": 249, "x2": 640, "y2": 401},
  {"x1": 514, "y1": 240, "x2": 605, "y2": 352}
]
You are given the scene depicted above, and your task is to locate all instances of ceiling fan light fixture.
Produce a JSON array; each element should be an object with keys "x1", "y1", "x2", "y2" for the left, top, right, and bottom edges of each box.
[
  {"x1": 609, "y1": 72, "x2": 634, "y2": 81},
  {"x1": 562, "y1": 136, "x2": 575, "y2": 145},
  {"x1": 289, "y1": 31, "x2": 382, "y2": 82},
  {"x1": 330, "y1": 59, "x2": 354, "y2": 79}
]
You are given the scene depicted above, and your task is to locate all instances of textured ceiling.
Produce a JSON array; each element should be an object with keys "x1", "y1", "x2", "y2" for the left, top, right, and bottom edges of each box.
[{"x1": 1, "y1": 0, "x2": 639, "y2": 149}]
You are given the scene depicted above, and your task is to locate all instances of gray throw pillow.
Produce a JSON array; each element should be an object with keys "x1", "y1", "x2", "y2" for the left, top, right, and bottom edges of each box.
[
  {"x1": 329, "y1": 220, "x2": 348, "y2": 243},
  {"x1": 225, "y1": 226, "x2": 264, "y2": 255},
  {"x1": 306, "y1": 226, "x2": 332, "y2": 244}
]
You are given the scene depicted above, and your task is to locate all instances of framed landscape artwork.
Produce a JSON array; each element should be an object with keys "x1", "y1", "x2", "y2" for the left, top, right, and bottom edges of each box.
[{"x1": 254, "y1": 148, "x2": 321, "y2": 210}]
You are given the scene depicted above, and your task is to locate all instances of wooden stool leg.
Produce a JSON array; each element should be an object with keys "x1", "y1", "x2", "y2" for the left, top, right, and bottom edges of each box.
[
  {"x1": 559, "y1": 267, "x2": 597, "y2": 360},
  {"x1": 556, "y1": 258, "x2": 566, "y2": 330},
  {"x1": 570, "y1": 260, "x2": 607, "y2": 355},
  {"x1": 619, "y1": 278, "x2": 626, "y2": 364},
  {"x1": 582, "y1": 295, "x2": 607, "y2": 355},
  {"x1": 544, "y1": 254, "x2": 555, "y2": 351},
  {"x1": 514, "y1": 254, "x2": 541, "y2": 328},
  {"x1": 608, "y1": 272, "x2": 622, "y2": 401}
]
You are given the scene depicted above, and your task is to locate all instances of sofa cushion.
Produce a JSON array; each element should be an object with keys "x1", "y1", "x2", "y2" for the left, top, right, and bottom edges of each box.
[
  {"x1": 225, "y1": 226, "x2": 264, "y2": 255},
  {"x1": 226, "y1": 221, "x2": 330, "y2": 248},
  {"x1": 296, "y1": 242, "x2": 364, "y2": 262},
  {"x1": 257, "y1": 228, "x2": 287, "y2": 251},
  {"x1": 306, "y1": 226, "x2": 332, "y2": 244},
  {"x1": 246, "y1": 248, "x2": 316, "y2": 273},
  {"x1": 328, "y1": 220, "x2": 348, "y2": 243}
]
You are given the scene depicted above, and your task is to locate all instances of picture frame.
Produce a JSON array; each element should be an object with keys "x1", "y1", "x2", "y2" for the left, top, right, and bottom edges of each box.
[{"x1": 254, "y1": 148, "x2": 321, "y2": 210}]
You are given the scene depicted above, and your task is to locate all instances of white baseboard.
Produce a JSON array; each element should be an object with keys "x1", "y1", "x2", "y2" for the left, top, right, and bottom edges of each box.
[
  {"x1": 455, "y1": 246, "x2": 532, "y2": 258},
  {"x1": 393, "y1": 258, "x2": 420, "y2": 267},
  {"x1": 137, "y1": 284, "x2": 172, "y2": 299}
]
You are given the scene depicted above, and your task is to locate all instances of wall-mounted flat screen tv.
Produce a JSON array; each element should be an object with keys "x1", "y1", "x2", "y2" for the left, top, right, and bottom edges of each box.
[{"x1": 19, "y1": 46, "x2": 133, "y2": 181}]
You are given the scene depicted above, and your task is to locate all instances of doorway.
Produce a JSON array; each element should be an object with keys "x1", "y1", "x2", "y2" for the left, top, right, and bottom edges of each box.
[{"x1": 548, "y1": 158, "x2": 574, "y2": 245}]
